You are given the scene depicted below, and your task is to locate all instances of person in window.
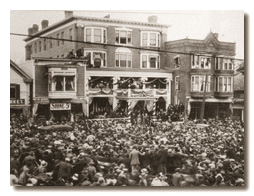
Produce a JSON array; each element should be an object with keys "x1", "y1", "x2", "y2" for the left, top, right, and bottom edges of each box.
[
  {"x1": 200, "y1": 58, "x2": 204, "y2": 69},
  {"x1": 66, "y1": 77, "x2": 74, "y2": 91},
  {"x1": 55, "y1": 77, "x2": 63, "y2": 91}
]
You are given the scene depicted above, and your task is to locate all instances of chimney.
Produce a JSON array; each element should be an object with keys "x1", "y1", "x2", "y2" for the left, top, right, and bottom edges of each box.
[
  {"x1": 214, "y1": 33, "x2": 219, "y2": 39},
  {"x1": 28, "y1": 28, "x2": 33, "y2": 35},
  {"x1": 41, "y1": 20, "x2": 49, "y2": 29},
  {"x1": 148, "y1": 15, "x2": 158, "y2": 23},
  {"x1": 65, "y1": 11, "x2": 73, "y2": 19},
  {"x1": 32, "y1": 24, "x2": 39, "y2": 34}
]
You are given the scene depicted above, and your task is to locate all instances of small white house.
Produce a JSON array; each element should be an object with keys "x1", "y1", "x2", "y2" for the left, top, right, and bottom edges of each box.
[{"x1": 10, "y1": 60, "x2": 32, "y2": 117}]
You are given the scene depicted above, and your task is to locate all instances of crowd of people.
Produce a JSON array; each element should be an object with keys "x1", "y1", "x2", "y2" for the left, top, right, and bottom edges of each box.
[{"x1": 10, "y1": 112, "x2": 244, "y2": 187}]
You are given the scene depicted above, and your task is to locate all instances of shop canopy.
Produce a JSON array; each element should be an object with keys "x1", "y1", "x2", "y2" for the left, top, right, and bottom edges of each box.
[{"x1": 37, "y1": 124, "x2": 73, "y2": 132}]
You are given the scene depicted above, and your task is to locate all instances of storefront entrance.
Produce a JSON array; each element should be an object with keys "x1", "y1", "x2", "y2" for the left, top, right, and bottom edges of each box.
[
  {"x1": 51, "y1": 110, "x2": 70, "y2": 122},
  {"x1": 89, "y1": 97, "x2": 113, "y2": 118}
]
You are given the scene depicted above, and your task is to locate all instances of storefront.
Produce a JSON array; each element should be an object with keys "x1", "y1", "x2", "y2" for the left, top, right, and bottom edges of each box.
[{"x1": 188, "y1": 98, "x2": 232, "y2": 120}]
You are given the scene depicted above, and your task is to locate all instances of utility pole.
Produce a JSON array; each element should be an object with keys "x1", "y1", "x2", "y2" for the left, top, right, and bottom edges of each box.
[{"x1": 200, "y1": 74, "x2": 208, "y2": 123}]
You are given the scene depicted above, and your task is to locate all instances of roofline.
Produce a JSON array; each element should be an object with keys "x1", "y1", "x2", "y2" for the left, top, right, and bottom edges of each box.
[
  {"x1": 10, "y1": 60, "x2": 32, "y2": 82},
  {"x1": 166, "y1": 38, "x2": 235, "y2": 45},
  {"x1": 24, "y1": 15, "x2": 170, "y2": 42}
]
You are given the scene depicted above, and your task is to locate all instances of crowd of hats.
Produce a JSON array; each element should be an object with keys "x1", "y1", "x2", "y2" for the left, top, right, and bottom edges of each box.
[{"x1": 10, "y1": 113, "x2": 244, "y2": 186}]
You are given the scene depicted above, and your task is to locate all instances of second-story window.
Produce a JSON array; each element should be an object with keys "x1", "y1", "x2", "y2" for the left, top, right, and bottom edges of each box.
[
  {"x1": 191, "y1": 75, "x2": 211, "y2": 92},
  {"x1": 174, "y1": 56, "x2": 181, "y2": 68},
  {"x1": 61, "y1": 32, "x2": 64, "y2": 45},
  {"x1": 141, "y1": 31, "x2": 160, "y2": 47},
  {"x1": 215, "y1": 76, "x2": 233, "y2": 92},
  {"x1": 44, "y1": 38, "x2": 47, "y2": 50},
  {"x1": 115, "y1": 29, "x2": 132, "y2": 45},
  {"x1": 84, "y1": 51, "x2": 106, "y2": 68},
  {"x1": 34, "y1": 42, "x2": 37, "y2": 53},
  {"x1": 38, "y1": 41, "x2": 41, "y2": 52},
  {"x1": 115, "y1": 48, "x2": 132, "y2": 68},
  {"x1": 84, "y1": 27, "x2": 106, "y2": 43},
  {"x1": 69, "y1": 28, "x2": 73, "y2": 40},
  {"x1": 49, "y1": 37, "x2": 53, "y2": 48},
  {"x1": 216, "y1": 57, "x2": 234, "y2": 70},
  {"x1": 191, "y1": 55, "x2": 211, "y2": 69},
  {"x1": 141, "y1": 53, "x2": 160, "y2": 69},
  {"x1": 57, "y1": 33, "x2": 60, "y2": 46},
  {"x1": 48, "y1": 68, "x2": 76, "y2": 92}
]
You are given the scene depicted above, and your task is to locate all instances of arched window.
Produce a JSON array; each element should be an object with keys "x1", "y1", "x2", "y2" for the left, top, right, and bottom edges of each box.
[{"x1": 115, "y1": 48, "x2": 132, "y2": 68}]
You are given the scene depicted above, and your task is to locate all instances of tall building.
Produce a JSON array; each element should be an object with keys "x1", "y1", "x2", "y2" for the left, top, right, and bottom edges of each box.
[
  {"x1": 166, "y1": 32, "x2": 236, "y2": 120},
  {"x1": 24, "y1": 11, "x2": 173, "y2": 121}
]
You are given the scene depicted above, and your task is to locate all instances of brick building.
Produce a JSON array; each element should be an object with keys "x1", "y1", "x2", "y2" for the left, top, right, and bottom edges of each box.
[
  {"x1": 10, "y1": 60, "x2": 33, "y2": 117},
  {"x1": 24, "y1": 11, "x2": 173, "y2": 121},
  {"x1": 166, "y1": 32, "x2": 236, "y2": 120}
]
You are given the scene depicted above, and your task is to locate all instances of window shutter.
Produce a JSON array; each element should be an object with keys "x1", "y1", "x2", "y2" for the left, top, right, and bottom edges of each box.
[{"x1": 16, "y1": 84, "x2": 20, "y2": 99}]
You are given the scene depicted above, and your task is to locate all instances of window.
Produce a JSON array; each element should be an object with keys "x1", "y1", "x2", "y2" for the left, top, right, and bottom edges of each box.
[
  {"x1": 141, "y1": 54, "x2": 160, "y2": 69},
  {"x1": 115, "y1": 29, "x2": 132, "y2": 45},
  {"x1": 115, "y1": 48, "x2": 132, "y2": 68},
  {"x1": 84, "y1": 51, "x2": 106, "y2": 67},
  {"x1": 49, "y1": 37, "x2": 53, "y2": 48},
  {"x1": 215, "y1": 76, "x2": 233, "y2": 92},
  {"x1": 39, "y1": 41, "x2": 41, "y2": 52},
  {"x1": 69, "y1": 28, "x2": 73, "y2": 40},
  {"x1": 215, "y1": 57, "x2": 234, "y2": 70},
  {"x1": 84, "y1": 27, "x2": 106, "y2": 43},
  {"x1": 61, "y1": 32, "x2": 64, "y2": 45},
  {"x1": 174, "y1": 56, "x2": 181, "y2": 68},
  {"x1": 10, "y1": 84, "x2": 20, "y2": 99},
  {"x1": 44, "y1": 39, "x2": 47, "y2": 50},
  {"x1": 34, "y1": 42, "x2": 37, "y2": 53},
  {"x1": 191, "y1": 75, "x2": 211, "y2": 92},
  {"x1": 48, "y1": 68, "x2": 76, "y2": 92},
  {"x1": 141, "y1": 31, "x2": 160, "y2": 47},
  {"x1": 191, "y1": 55, "x2": 211, "y2": 69},
  {"x1": 175, "y1": 76, "x2": 180, "y2": 90},
  {"x1": 57, "y1": 33, "x2": 60, "y2": 46}
]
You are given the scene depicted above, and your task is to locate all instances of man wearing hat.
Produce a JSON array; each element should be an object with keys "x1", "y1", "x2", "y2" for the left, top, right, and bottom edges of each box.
[{"x1": 56, "y1": 157, "x2": 72, "y2": 180}]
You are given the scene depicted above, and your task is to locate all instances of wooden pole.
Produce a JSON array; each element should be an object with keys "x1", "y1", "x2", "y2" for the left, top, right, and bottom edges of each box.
[{"x1": 200, "y1": 74, "x2": 208, "y2": 123}]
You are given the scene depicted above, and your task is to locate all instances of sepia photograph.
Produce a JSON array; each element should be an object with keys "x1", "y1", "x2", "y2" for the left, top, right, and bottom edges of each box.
[{"x1": 9, "y1": 8, "x2": 245, "y2": 188}]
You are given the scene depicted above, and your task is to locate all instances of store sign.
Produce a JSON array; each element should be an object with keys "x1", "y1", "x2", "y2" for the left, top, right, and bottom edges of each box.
[
  {"x1": 10, "y1": 99, "x2": 25, "y2": 105},
  {"x1": 50, "y1": 103, "x2": 71, "y2": 110}
]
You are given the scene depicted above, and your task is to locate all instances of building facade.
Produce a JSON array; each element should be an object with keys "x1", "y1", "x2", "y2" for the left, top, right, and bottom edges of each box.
[
  {"x1": 10, "y1": 60, "x2": 32, "y2": 117},
  {"x1": 24, "y1": 12, "x2": 173, "y2": 121},
  {"x1": 232, "y1": 63, "x2": 244, "y2": 122},
  {"x1": 166, "y1": 32, "x2": 236, "y2": 120}
]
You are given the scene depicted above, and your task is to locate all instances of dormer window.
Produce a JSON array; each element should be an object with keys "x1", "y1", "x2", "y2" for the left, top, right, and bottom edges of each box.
[{"x1": 84, "y1": 27, "x2": 107, "y2": 43}]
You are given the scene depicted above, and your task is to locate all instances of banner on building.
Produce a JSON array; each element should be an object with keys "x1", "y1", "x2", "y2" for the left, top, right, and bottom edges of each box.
[{"x1": 50, "y1": 103, "x2": 71, "y2": 110}]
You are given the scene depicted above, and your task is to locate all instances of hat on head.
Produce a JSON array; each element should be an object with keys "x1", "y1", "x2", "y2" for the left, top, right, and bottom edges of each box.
[
  {"x1": 72, "y1": 173, "x2": 79, "y2": 181},
  {"x1": 65, "y1": 157, "x2": 71, "y2": 162},
  {"x1": 40, "y1": 160, "x2": 48, "y2": 167}
]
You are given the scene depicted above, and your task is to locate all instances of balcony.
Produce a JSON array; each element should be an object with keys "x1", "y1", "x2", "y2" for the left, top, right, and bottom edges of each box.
[{"x1": 214, "y1": 91, "x2": 233, "y2": 98}]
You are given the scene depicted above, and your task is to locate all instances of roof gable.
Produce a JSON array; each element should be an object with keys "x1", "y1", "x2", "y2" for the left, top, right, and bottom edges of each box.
[{"x1": 10, "y1": 60, "x2": 32, "y2": 82}]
